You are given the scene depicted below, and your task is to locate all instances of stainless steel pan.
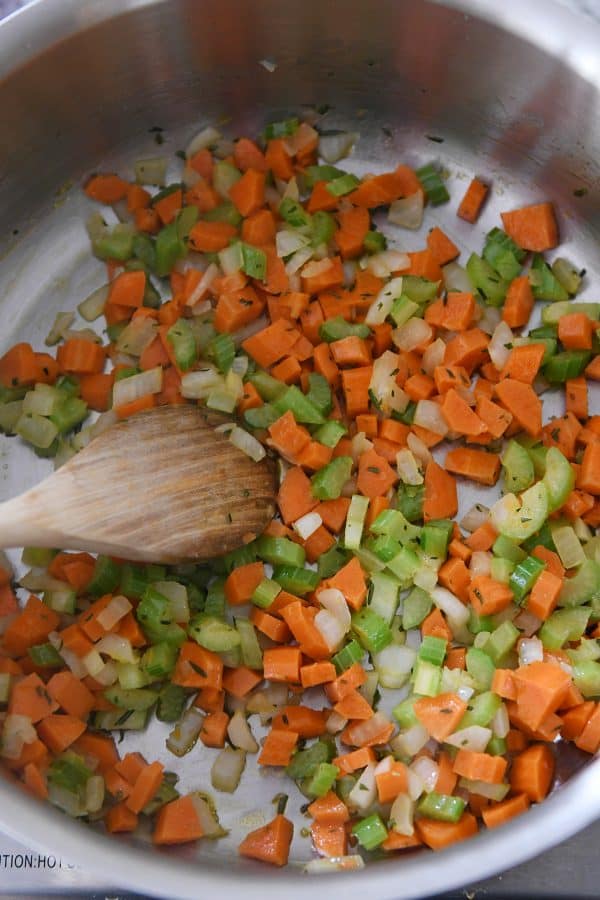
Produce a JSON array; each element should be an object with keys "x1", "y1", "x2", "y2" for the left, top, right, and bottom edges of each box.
[{"x1": 0, "y1": 1, "x2": 598, "y2": 897}]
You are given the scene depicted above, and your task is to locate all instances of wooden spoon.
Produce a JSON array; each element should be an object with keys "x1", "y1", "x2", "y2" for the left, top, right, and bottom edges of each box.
[{"x1": 0, "y1": 405, "x2": 277, "y2": 563}]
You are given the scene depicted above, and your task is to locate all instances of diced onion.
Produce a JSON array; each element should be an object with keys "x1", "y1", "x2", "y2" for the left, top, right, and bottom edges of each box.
[
  {"x1": 365, "y1": 277, "x2": 403, "y2": 326},
  {"x1": 181, "y1": 367, "x2": 222, "y2": 399},
  {"x1": 318, "y1": 588, "x2": 351, "y2": 631},
  {"x1": 396, "y1": 448, "x2": 423, "y2": 486},
  {"x1": 392, "y1": 317, "x2": 433, "y2": 352},
  {"x1": 211, "y1": 746, "x2": 246, "y2": 793},
  {"x1": 283, "y1": 123, "x2": 319, "y2": 156},
  {"x1": 421, "y1": 337, "x2": 445, "y2": 375},
  {"x1": 459, "y1": 778, "x2": 510, "y2": 802},
  {"x1": 95, "y1": 634, "x2": 136, "y2": 663},
  {"x1": 259, "y1": 58, "x2": 277, "y2": 72},
  {"x1": 85, "y1": 775, "x2": 105, "y2": 814},
  {"x1": 407, "y1": 432, "x2": 432, "y2": 467},
  {"x1": 390, "y1": 793, "x2": 415, "y2": 836},
  {"x1": 442, "y1": 261, "x2": 473, "y2": 293},
  {"x1": 460, "y1": 503, "x2": 490, "y2": 533},
  {"x1": 116, "y1": 317, "x2": 157, "y2": 357},
  {"x1": 190, "y1": 792, "x2": 227, "y2": 837},
  {"x1": 414, "y1": 564, "x2": 439, "y2": 593},
  {"x1": 112, "y1": 366, "x2": 163, "y2": 407},
  {"x1": 91, "y1": 661, "x2": 118, "y2": 686},
  {"x1": 186, "y1": 263, "x2": 219, "y2": 309},
  {"x1": 1, "y1": 714, "x2": 37, "y2": 760},
  {"x1": 229, "y1": 425, "x2": 266, "y2": 462},
  {"x1": 285, "y1": 246, "x2": 314, "y2": 275},
  {"x1": 318, "y1": 131, "x2": 358, "y2": 164},
  {"x1": 492, "y1": 704, "x2": 510, "y2": 739},
  {"x1": 134, "y1": 157, "x2": 167, "y2": 187},
  {"x1": 446, "y1": 725, "x2": 492, "y2": 752},
  {"x1": 325, "y1": 710, "x2": 347, "y2": 734},
  {"x1": 186, "y1": 126, "x2": 221, "y2": 158},
  {"x1": 369, "y1": 350, "x2": 409, "y2": 416},
  {"x1": 391, "y1": 724, "x2": 429, "y2": 759},
  {"x1": 413, "y1": 399, "x2": 449, "y2": 436},
  {"x1": 431, "y1": 586, "x2": 470, "y2": 629},
  {"x1": 514, "y1": 609, "x2": 542, "y2": 637},
  {"x1": 154, "y1": 580, "x2": 190, "y2": 624},
  {"x1": 469, "y1": 550, "x2": 492, "y2": 577},
  {"x1": 351, "y1": 431, "x2": 374, "y2": 461},
  {"x1": 293, "y1": 511, "x2": 323, "y2": 540},
  {"x1": 410, "y1": 756, "x2": 439, "y2": 793},
  {"x1": 90, "y1": 409, "x2": 118, "y2": 439},
  {"x1": 97, "y1": 595, "x2": 132, "y2": 631},
  {"x1": 314, "y1": 609, "x2": 346, "y2": 652},
  {"x1": 48, "y1": 783, "x2": 86, "y2": 817},
  {"x1": 227, "y1": 710, "x2": 258, "y2": 753},
  {"x1": 348, "y1": 762, "x2": 376, "y2": 812},
  {"x1": 301, "y1": 257, "x2": 333, "y2": 280},
  {"x1": 372, "y1": 643, "x2": 416, "y2": 689},
  {"x1": 305, "y1": 856, "x2": 365, "y2": 874},
  {"x1": 63, "y1": 327, "x2": 103, "y2": 344},
  {"x1": 552, "y1": 525, "x2": 586, "y2": 569},
  {"x1": 388, "y1": 192, "x2": 424, "y2": 230},
  {"x1": 45, "y1": 311, "x2": 75, "y2": 346},
  {"x1": 367, "y1": 250, "x2": 410, "y2": 278},
  {"x1": 82, "y1": 649, "x2": 105, "y2": 677},
  {"x1": 276, "y1": 229, "x2": 310, "y2": 258},
  {"x1": 518, "y1": 636, "x2": 544, "y2": 666},
  {"x1": 167, "y1": 707, "x2": 204, "y2": 757},
  {"x1": 488, "y1": 321, "x2": 514, "y2": 370},
  {"x1": 78, "y1": 284, "x2": 110, "y2": 322},
  {"x1": 218, "y1": 243, "x2": 243, "y2": 275},
  {"x1": 478, "y1": 305, "x2": 501, "y2": 336}
]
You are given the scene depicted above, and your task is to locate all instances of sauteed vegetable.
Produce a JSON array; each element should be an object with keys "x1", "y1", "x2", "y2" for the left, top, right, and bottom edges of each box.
[{"x1": 0, "y1": 117, "x2": 598, "y2": 869}]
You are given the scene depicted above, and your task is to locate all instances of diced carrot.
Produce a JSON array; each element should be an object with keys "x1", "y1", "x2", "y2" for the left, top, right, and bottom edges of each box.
[
  {"x1": 85, "y1": 173, "x2": 129, "y2": 204},
  {"x1": 376, "y1": 760, "x2": 409, "y2": 803},
  {"x1": 495, "y1": 378, "x2": 542, "y2": 438},
  {"x1": 560, "y1": 701, "x2": 596, "y2": 742},
  {"x1": 272, "y1": 706, "x2": 328, "y2": 738},
  {"x1": 512, "y1": 661, "x2": 572, "y2": 730},
  {"x1": 500, "y1": 343, "x2": 546, "y2": 385},
  {"x1": 526, "y1": 569, "x2": 563, "y2": 621},
  {"x1": 262, "y1": 647, "x2": 302, "y2": 683},
  {"x1": 469, "y1": 575, "x2": 514, "y2": 616},
  {"x1": 416, "y1": 813, "x2": 478, "y2": 850},
  {"x1": 46, "y1": 671, "x2": 95, "y2": 720},
  {"x1": 8, "y1": 673, "x2": 58, "y2": 723},
  {"x1": 335, "y1": 206, "x2": 370, "y2": 259},
  {"x1": 310, "y1": 822, "x2": 348, "y2": 858},
  {"x1": 501, "y1": 202, "x2": 558, "y2": 252},
  {"x1": 578, "y1": 442, "x2": 600, "y2": 495},
  {"x1": 172, "y1": 642, "x2": 223, "y2": 690},
  {"x1": 437, "y1": 557, "x2": 471, "y2": 602},
  {"x1": 357, "y1": 448, "x2": 397, "y2": 498},
  {"x1": 435, "y1": 751, "x2": 458, "y2": 795},
  {"x1": 575, "y1": 703, "x2": 600, "y2": 753},
  {"x1": 229, "y1": 168, "x2": 266, "y2": 217},
  {"x1": 446, "y1": 647, "x2": 467, "y2": 671},
  {"x1": 126, "y1": 760, "x2": 164, "y2": 814},
  {"x1": 423, "y1": 460, "x2": 458, "y2": 521},
  {"x1": 106, "y1": 802, "x2": 139, "y2": 834},
  {"x1": 325, "y1": 663, "x2": 367, "y2": 703},
  {"x1": 224, "y1": 562, "x2": 264, "y2": 606},
  {"x1": 427, "y1": 226, "x2": 459, "y2": 264},
  {"x1": 475, "y1": 395, "x2": 513, "y2": 438},
  {"x1": 414, "y1": 694, "x2": 467, "y2": 741},
  {"x1": 57, "y1": 338, "x2": 106, "y2": 375},
  {"x1": 482, "y1": 793, "x2": 530, "y2": 829},
  {"x1": 322, "y1": 557, "x2": 367, "y2": 611},
  {"x1": 2, "y1": 595, "x2": 61, "y2": 657},
  {"x1": 238, "y1": 814, "x2": 293, "y2": 867},
  {"x1": 558, "y1": 312, "x2": 594, "y2": 351},
  {"x1": 277, "y1": 466, "x2": 318, "y2": 524},
  {"x1": 23, "y1": 762, "x2": 48, "y2": 800},
  {"x1": 258, "y1": 728, "x2": 299, "y2": 766},
  {"x1": 189, "y1": 220, "x2": 237, "y2": 252},
  {"x1": 265, "y1": 139, "x2": 294, "y2": 181},
  {"x1": 153, "y1": 795, "x2": 203, "y2": 845},
  {"x1": 300, "y1": 661, "x2": 337, "y2": 688},
  {"x1": 251, "y1": 608, "x2": 292, "y2": 644},
  {"x1": 465, "y1": 521, "x2": 497, "y2": 552},
  {"x1": 332, "y1": 747, "x2": 376, "y2": 775},
  {"x1": 457, "y1": 178, "x2": 489, "y2": 223},
  {"x1": 565, "y1": 376, "x2": 588, "y2": 421},
  {"x1": 509, "y1": 743, "x2": 555, "y2": 801},
  {"x1": 214, "y1": 286, "x2": 264, "y2": 333},
  {"x1": 421, "y1": 608, "x2": 453, "y2": 642},
  {"x1": 452, "y1": 749, "x2": 507, "y2": 784}
]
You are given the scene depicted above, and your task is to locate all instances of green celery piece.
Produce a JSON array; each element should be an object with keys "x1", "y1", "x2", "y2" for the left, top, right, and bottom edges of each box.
[
  {"x1": 509, "y1": 553, "x2": 545, "y2": 601},
  {"x1": 402, "y1": 587, "x2": 432, "y2": 630},
  {"x1": 544, "y1": 350, "x2": 591, "y2": 383},
  {"x1": 311, "y1": 456, "x2": 353, "y2": 500},
  {"x1": 412, "y1": 658, "x2": 442, "y2": 696},
  {"x1": 521, "y1": 520, "x2": 556, "y2": 555},
  {"x1": 541, "y1": 301, "x2": 599, "y2": 326},
  {"x1": 368, "y1": 571, "x2": 400, "y2": 625},
  {"x1": 319, "y1": 315, "x2": 371, "y2": 342},
  {"x1": 251, "y1": 577, "x2": 282, "y2": 609},
  {"x1": 326, "y1": 173, "x2": 361, "y2": 196},
  {"x1": 368, "y1": 533, "x2": 402, "y2": 563},
  {"x1": 286, "y1": 739, "x2": 332, "y2": 780},
  {"x1": 528, "y1": 444, "x2": 549, "y2": 480},
  {"x1": 189, "y1": 615, "x2": 241, "y2": 652},
  {"x1": 572, "y1": 660, "x2": 600, "y2": 698},
  {"x1": 492, "y1": 534, "x2": 527, "y2": 564},
  {"x1": 332, "y1": 639, "x2": 363, "y2": 673},
  {"x1": 279, "y1": 197, "x2": 312, "y2": 229},
  {"x1": 311, "y1": 211, "x2": 336, "y2": 248},
  {"x1": 418, "y1": 792, "x2": 466, "y2": 823},
  {"x1": 364, "y1": 230, "x2": 387, "y2": 254},
  {"x1": 386, "y1": 545, "x2": 420, "y2": 584},
  {"x1": 419, "y1": 635, "x2": 447, "y2": 666},
  {"x1": 551, "y1": 257, "x2": 582, "y2": 295},
  {"x1": 491, "y1": 481, "x2": 549, "y2": 542},
  {"x1": 313, "y1": 420, "x2": 347, "y2": 448},
  {"x1": 272, "y1": 385, "x2": 325, "y2": 424},
  {"x1": 390, "y1": 296, "x2": 420, "y2": 328},
  {"x1": 468, "y1": 609, "x2": 495, "y2": 635},
  {"x1": 48, "y1": 752, "x2": 92, "y2": 792},
  {"x1": 120, "y1": 564, "x2": 149, "y2": 600},
  {"x1": 48, "y1": 396, "x2": 88, "y2": 434},
  {"x1": 103, "y1": 685, "x2": 158, "y2": 711},
  {"x1": 0, "y1": 400, "x2": 24, "y2": 435},
  {"x1": 370, "y1": 508, "x2": 421, "y2": 544},
  {"x1": 93, "y1": 224, "x2": 135, "y2": 261},
  {"x1": 88, "y1": 556, "x2": 121, "y2": 596},
  {"x1": 317, "y1": 544, "x2": 350, "y2": 579},
  {"x1": 501, "y1": 440, "x2": 535, "y2": 494},
  {"x1": 305, "y1": 373, "x2": 332, "y2": 416},
  {"x1": 351, "y1": 607, "x2": 393, "y2": 653},
  {"x1": 21, "y1": 546, "x2": 56, "y2": 567},
  {"x1": 402, "y1": 276, "x2": 440, "y2": 302},
  {"x1": 176, "y1": 205, "x2": 200, "y2": 240},
  {"x1": 420, "y1": 519, "x2": 453, "y2": 559},
  {"x1": 416, "y1": 162, "x2": 449, "y2": 205},
  {"x1": 256, "y1": 535, "x2": 305, "y2": 568},
  {"x1": 213, "y1": 161, "x2": 241, "y2": 197},
  {"x1": 204, "y1": 578, "x2": 227, "y2": 617},
  {"x1": 247, "y1": 370, "x2": 287, "y2": 401},
  {"x1": 539, "y1": 607, "x2": 590, "y2": 650},
  {"x1": 483, "y1": 621, "x2": 519, "y2": 665},
  {"x1": 235, "y1": 617, "x2": 263, "y2": 669},
  {"x1": 557, "y1": 560, "x2": 600, "y2": 608},
  {"x1": 272, "y1": 565, "x2": 319, "y2": 596},
  {"x1": 487, "y1": 736, "x2": 508, "y2": 756},
  {"x1": 167, "y1": 319, "x2": 197, "y2": 372},
  {"x1": 529, "y1": 254, "x2": 568, "y2": 302},
  {"x1": 393, "y1": 400, "x2": 417, "y2": 426},
  {"x1": 207, "y1": 333, "x2": 235, "y2": 374},
  {"x1": 240, "y1": 242, "x2": 267, "y2": 280},
  {"x1": 305, "y1": 762, "x2": 339, "y2": 798},
  {"x1": 482, "y1": 228, "x2": 525, "y2": 280},
  {"x1": 543, "y1": 447, "x2": 575, "y2": 513},
  {"x1": 137, "y1": 585, "x2": 186, "y2": 646},
  {"x1": 156, "y1": 684, "x2": 188, "y2": 723},
  {"x1": 264, "y1": 118, "x2": 299, "y2": 140},
  {"x1": 155, "y1": 222, "x2": 186, "y2": 277},
  {"x1": 465, "y1": 647, "x2": 496, "y2": 690},
  {"x1": 142, "y1": 779, "x2": 180, "y2": 815},
  {"x1": 459, "y1": 690, "x2": 502, "y2": 729},
  {"x1": 28, "y1": 642, "x2": 64, "y2": 668},
  {"x1": 351, "y1": 814, "x2": 388, "y2": 850},
  {"x1": 466, "y1": 253, "x2": 508, "y2": 306},
  {"x1": 93, "y1": 709, "x2": 148, "y2": 731},
  {"x1": 142, "y1": 641, "x2": 178, "y2": 678},
  {"x1": 490, "y1": 557, "x2": 515, "y2": 585},
  {"x1": 397, "y1": 482, "x2": 424, "y2": 522},
  {"x1": 203, "y1": 201, "x2": 243, "y2": 227},
  {"x1": 393, "y1": 695, "x2": 419, "y2": 728},
  {"x1": 15, "y1": 413, "x2": 59, "y2": 450},
  {"x1": 244, "y1": 404, "x2": 278, "y2": 430},
  {"x1": 304, "y1": 165, "x2": 345, "y2": 188}
]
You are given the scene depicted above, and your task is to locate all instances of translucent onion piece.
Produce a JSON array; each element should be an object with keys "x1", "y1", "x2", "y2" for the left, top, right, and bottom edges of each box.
[
  {"x1": 388, "y1": 192, "x2": 424, "y2": 230},
  {"x1": 227, "y1": 710, "x2": 258, "y2": 753},
  {"x1": 211, "y1": 747, "x2": 246, "y2": 793},
  {"x1": 446, "y1": 725, "x2": 493, "y2": 753},
  {"x1": 112, "y1": 366, "x2": 163, "y2": 407}
]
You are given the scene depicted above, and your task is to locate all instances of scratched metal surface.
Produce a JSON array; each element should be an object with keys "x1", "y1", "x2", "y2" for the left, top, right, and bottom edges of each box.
[{"x1": 0, "y1": 0, "x2": 598, "y2": 898}]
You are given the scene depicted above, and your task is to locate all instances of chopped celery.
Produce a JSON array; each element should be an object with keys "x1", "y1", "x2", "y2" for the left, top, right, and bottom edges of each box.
[
  {"x1": 466, "y1": 647, "x2": 496, "y2": 690},
  {"x1": 482, "y1": 621, "x2": 519, "y2": 665},
  {"x1": 305, "y1": 762, "x2": 339, "y2": 798},
  {"x1": 88, "y1": 556, "x2": 121, "y2": 596},
  {"x1": 529, "y1": 254, "x2": 568, "y2": 302},
  {"x1": 364, "y1": 229, "x2": 387, "y2": 254},
  {"x1": 311, "y1": 211, "x2": 336, "y2": 247},
  {"x1": 539, "y1": 607, "x2": 590, "y2": 650},
  {"x1": 103, "y1": 686, "x2": 158, "y2": 711},
  {"x1": 272, "y1": 385, "x2": 325, "y2": 424},
  {"x1": 319, "y1": 316, "x2": 371, "y2": 342},
  {"x1": 390, "y1": 296, "x2": 419, "y2": 326},
  {"x1": 189, "y1": 615, "x2": 241, "y2": 652},
  {"x1": 207, "y1": 333, "x2": 235, "y2": 374},
  {"x1": 352, "y1": 813, "x2": 388, "y2": 850},
  {"x1": 368, "y1": 533, "x2": 402, "y2": 563},
  {"x1": 393, "y1": 695, "x2": 419, "y2": 728},
  {"x1": 93, "y1": 709, "x2": 149, "y2": 731},
  {"x1": 48, "y1": 752, "x2": 92, "y2": 792},
  {"x1": 142, "y1": 642, "x2": 178, "y2": 678},
  {"x1": 272, "y1": 565, "x2": 319, "y2": 595},
  {"x1": 509, "y1": 556, "x2": 545, "y2": 604},
  {"x1": 256, "y1": 535, "x2": 305, "y2": 568},
  {"x1": 459, "y1": 690, "x2": 501, "y2": 729},
  {"x1": 386, "y1": 545, "x2": 420, "y2": 584},
  {"x1": 327, "y1": 173, "x2": 360, "y2": 196},
  {"x1": 492, "y1": 534, "x2": 527, "y2": 564},
  {"x1": 28, "y1": 642, "x2": 64, "y2": 668},
  {"x1": 368, "y1": 571, "x2": 400, "y2": 625},
  {"x1": 251, "y1": 578, "x2": 282, "y2": 609},
  {"x1": 304, "y1": 164, "x2": 346, "y2": 187},
  {"x1": 543, "y1": 447, "x2": 575, "y2": 513},
  {"x1": 204, "y1": 578, "x2": 227, "y2": 617},
  {"x1": 501, "y1": 440, "x2": 534, "y2": 494},
  {"x1": 416, "y1": 163, "x2": 449, "y2": 205},
  {"x1": 541, "y1": 300, "x2": 599, "y2": 326},
  {"x1": 402, "y1": 586, "x2": 433, "y2": 630},
  {"x1": 418, "y1": 792, "x2": 466, "y2": 823},
  {"x1": 483, "y1": 228, "x2": 525, "y2": 281},
  {"x1": 332, "y1": 639, "x2": 364, "y2": 673},
  {"x1": 468, "y1": 609, "x2": 495, "y2": 635},
  {"x1": 167, "y1": 319, "x2": 197, "y2": 372},
  {"x1": 313, "y1": 420, "x2": 347, "y2": 448},
  {"x1": 558, "y1": 560, "x2": 600, "y2": 608},
  {"x1": 235, "y1": 617, "x2": 263, "y2": 669},
  {"x1": 317, "y1": 544, "x2": 350, "y2": 579},
  {"x1": 402, "y1": 276, "x2": 440, "y2": 302},
  {"x1": 244, "y1": 404, "x2": 278, "y2": 430},
  {"x1": 412, "y1": 658, "x2": 442, "y2": 696},
  {"x1": 279, "y1": 197, "x2": 312, "y2": 229},
  {"x1": 351, "y1": 607, "x2": 393, "y2": 653},
  {"x1": 487, "y1": 736, "x2": 508, "y2": 756},
  {"x1": 240, "y1": 242, "x2": 267, "y2": 280},
  {"x1": 305, "y1": 373, "x2": 332, "y2": 417},
  {"x1": 264, "y1": 118, "x2": 299, "y2": 139},
  {"x1": 344, "y1": 494, "x2": 370, "y2": 550},
  {"x1": 155, "y1": 222, "x2": 186, "y2": 276},
  {"x1": 420, "y1": 519, "x2": 453, "y2": 559},
  {"x1": 551, "y1": 257, "x2": 583, "y2": 295},
  {"x1": 370, "y1": 508, "x2": 421, "y2": 544},
  {"x1": 544, "y1": 350, "x2": 591, "y2": 383},
  {"x1": 213, "y1": 161, "x2": 242, "y2": 197},
  {"x1": 93, "y1": 224, "x2": 135, "y2": 261},
  {"x1": 119, "y1": 564, "x2": 149, "y2": 600},
  {"x1": 572, "y1": 661, "x2": 600, "y2": 698},
  {"x1": 490, "y1": 557, "x2": 514, "y2": 584},
  {"x1": 15, "y1": 412, "x2": 59, "y2": 449},
  {"x1": 490, "y1": 481, "x2": 549, "y2": 542},
  {"x1": 203, "y1": 201, "x2": 243, "y2": 226},
  {"x1": 286, "y1": 739, "x2": 332, "y2": 780},
  {"x1": 419, "y1": 635, "x2": 447, "y2": 666},
  {"x1": 466, "y1": 253, "x2": 508, "y2": 306},
  {"x1": 397, "y1": 482, "x2": 424, "y2": 522}
]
